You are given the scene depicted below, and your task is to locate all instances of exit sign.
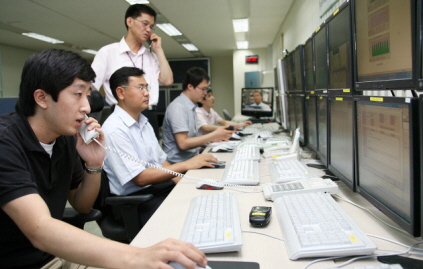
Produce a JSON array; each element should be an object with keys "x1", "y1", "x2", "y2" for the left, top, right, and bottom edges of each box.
[{"x1": 246, "y1": 55, "x2": 259, "y2": 64}]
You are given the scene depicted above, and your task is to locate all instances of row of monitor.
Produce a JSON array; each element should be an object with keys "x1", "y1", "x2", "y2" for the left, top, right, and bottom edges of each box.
[{"x1": 281, "y1": 0, "x2": 423, "y2": 94}]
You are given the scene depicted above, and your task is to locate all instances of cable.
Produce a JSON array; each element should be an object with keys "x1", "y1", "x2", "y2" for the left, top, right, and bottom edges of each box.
[{"x1": 241, "y1": 230, "x2": 284, "y2": 241}]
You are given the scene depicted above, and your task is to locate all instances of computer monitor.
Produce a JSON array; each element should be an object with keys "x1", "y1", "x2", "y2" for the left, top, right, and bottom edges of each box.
[
  {"x1": 241, "y1": 87, "x2": 274, "y2": 119},
  {"x1": 285, "y1": 53, "x2": 296, "y2": 93},
  {"x1": 294, "y1": 95, "x2": 306, "y2": 145},
  {"x1": 287, "y1": 94, "x2": 296, "y2": 133},
  {"x1": 416, "y1": 0, "x2": 423, "y2": 91},
  {"x1": 157, "y1": 89, "x2": 166, "y2": 114},
  {"x1": 293, "y1": 45, "x2": 305, "y2": 93},
  {"x1": 313, "y1": 23, "x2": 328, "y2": 93},
  {"x1": 276, "y1": 58, "x2": 289, "y2": 129},
  {"x1": 356, "y1": 96, "x2": 420, "y2": 236},
  {"x1": 306, "y1": 95, "x2": 317, "y2": 152},
  {"x1": 353, "y1": 0, "x2": 415, "y2": 90},
  {"x1": 327, "y1": 2, "x2": 354, "y2": 95},
  {"x1": 328, "y1": 96, "x2": 355, "y2": 190},
  {"x1": 304, "y1": 38, "x2": 315, "y2": 93},
  {"x1": 317, "y1": 95, "x2": 328, "y2": 166},
  {"x1": 169, "y1": 89, "x2": 183, "y2": 103},
  {"x1": 168, "y1": 58, "x2": 210, "y2": 84}
]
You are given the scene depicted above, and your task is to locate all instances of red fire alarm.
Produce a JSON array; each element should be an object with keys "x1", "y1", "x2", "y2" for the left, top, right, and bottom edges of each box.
[{"x1": 246, "y1": 55, "x2": 259, "y2": 64}]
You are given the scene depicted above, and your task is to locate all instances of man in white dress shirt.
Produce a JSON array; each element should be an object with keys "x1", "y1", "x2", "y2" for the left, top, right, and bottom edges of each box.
[
  {"x1": 92, "y1": 4, "x2": 173, "y2": 140},
  {"x1": 251, "y1": 91, "x2": 271, "y2": 111}
]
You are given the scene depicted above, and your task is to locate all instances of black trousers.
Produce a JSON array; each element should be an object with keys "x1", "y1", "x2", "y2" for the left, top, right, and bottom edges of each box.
[{"x1": 142, "y1": 109, "x2": 160, "y2": 141}]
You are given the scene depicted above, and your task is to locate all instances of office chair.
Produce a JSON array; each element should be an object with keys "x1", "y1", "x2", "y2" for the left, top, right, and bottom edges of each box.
[
  {"x1": 223, "y1": 109, "x2": 232, "y2": 121},
  {"x1": 88, "y1": 90, "x2": 105, "y2": 120}
]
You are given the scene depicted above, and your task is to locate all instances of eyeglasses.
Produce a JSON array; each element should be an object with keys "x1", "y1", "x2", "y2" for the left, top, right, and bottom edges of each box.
[
  {"x1": 121, "y1": 85, "x2": 150, "y2": 92},
  {"x1": 196, "y1": 87, "x2": 210, "y2": 92},
  {"x1": 134, "y1": 18, "x2": 155, "y2": 31}
]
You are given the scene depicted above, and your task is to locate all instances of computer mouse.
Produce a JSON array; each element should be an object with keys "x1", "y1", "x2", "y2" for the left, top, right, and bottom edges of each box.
[
  {"x1": 196, "y1": 179, "x2": 224, "y2": 190},
  {"x1": 211, "y1": 145, "x2": 231, "y2": 152},
  {"x1": 168, "y1": 261, "x2": 212, "y2": 269},
  {"x1": 207, "y1": 161, "x2": 226, "y2": 168},
  {"x1": 230, "y1": 133, "x2": 241, "y2": 140}
]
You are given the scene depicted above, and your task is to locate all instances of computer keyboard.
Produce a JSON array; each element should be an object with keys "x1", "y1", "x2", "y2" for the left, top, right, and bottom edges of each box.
[
  {"x1": 232, "y1": 144, "x2": 261, "y2": 161},
  {"x1": 261, "y1": 122, "x2": 281, "y2": 132},
  {"x1": 241, "y1": 136, "x2": 263, "y2": 146},
  {"x1": 274, "y1": 192, "x2": 376, "y2": 260},
  {"x1": 179, "y1": 192, "x2": 243, "y2": 253},
  {"x1": 262, "y1": 178, "x2": 339, "y2": 201},
  {"x1": 221, "y1": 159, "x2": 260, "y2": 185},
  {"x1": 269, "y1": 159, "x2": 317, "y2": 183},
  {"x1": 254, "y1": 130, "x2": 273, "y2": 139},
  {"x1": 342, "y1": 264, "x2": 403, "y2": 269}
]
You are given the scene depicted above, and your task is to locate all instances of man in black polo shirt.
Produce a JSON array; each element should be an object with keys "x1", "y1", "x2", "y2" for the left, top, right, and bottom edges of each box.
[{"x1": 0, "y1": 49, "x2": 207, "y2": 269}]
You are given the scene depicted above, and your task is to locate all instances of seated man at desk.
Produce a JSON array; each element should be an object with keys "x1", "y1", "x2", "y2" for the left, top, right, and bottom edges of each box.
[
  {"x1": 103, "y1": 67, "x2": 220, "y2": 227},
  {"x1": 162, "y1": 67, "x2": 234, "y2": 163},
  {"x1": 0, "y1": 49, "x2": 207, "y2": 269},
  {"x1": 250, "y1": 90, "x2": 271, "y2": 111},
  {"x1": 196, "y1": 89, "x2": 252, "y2": 136}
]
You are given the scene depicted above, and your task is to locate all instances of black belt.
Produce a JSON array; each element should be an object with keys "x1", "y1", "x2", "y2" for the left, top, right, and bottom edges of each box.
[{"x1": 147, "y1": 105, "x2": 157, "y2": 111}]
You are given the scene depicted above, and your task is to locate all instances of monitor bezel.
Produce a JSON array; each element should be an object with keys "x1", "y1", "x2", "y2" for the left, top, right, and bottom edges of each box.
[
  {"x1": 416, "y1": 0, "x2": 423, "y2": 91},
  {"x1": 326, "y1": 2, "x2": 355, "y2": 96},
  {"x1": 287, "y1": 94, "x2": 297, "y2": 133},
  {"x1": 305, "y1": 95, "x2": 318, "y2": 152},
  {"x1": 316, "y1": 94, "x2": 328, "y2": 167},
  {"x1": 312, "y1": 22, "x2": 329, "y2": 94},
  {"x1": 352, "y1": 0, "x2": 416, "y2": 91},
  {"x1": 304, "y1": 37, "x2": 316, "y2": 93},
  {"x1": 168, "y1": 58, "x2": 211, "y2": 85},
  {"x1": 294, "y1": 94, "x2": 307, "y2": 146},
  {"x1": 355, "y1": 95, "x2": 420, "y2": 236},
  {"x1": 292, "y1": 45, "x2": 305, "y2": 94},
  {"x1": 285, "y1": 53, "x2": 297, "y2": 93},
  {"x1": 240, "y1": 87, "x2": 275, "y2": 119},
  {"x1": 327, "y1": 95, "x2": 356, "y2": 191}
]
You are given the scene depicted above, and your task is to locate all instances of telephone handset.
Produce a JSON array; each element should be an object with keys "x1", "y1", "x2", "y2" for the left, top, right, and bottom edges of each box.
[
  {"x1": 147, "y1": 38, "x2": 153, "y2": 52},
  {"x1": 78, "y1": 115, "x2": 100, "y2": 144}
]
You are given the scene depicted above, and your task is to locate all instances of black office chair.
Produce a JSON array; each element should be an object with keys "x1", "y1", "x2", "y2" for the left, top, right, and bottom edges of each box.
[
  {"x1": 88, "y1": 90, "x2": 105, "y2": 120},
  {"x1": 223, "y1": 109, "x2": 232, "y2": 121}
]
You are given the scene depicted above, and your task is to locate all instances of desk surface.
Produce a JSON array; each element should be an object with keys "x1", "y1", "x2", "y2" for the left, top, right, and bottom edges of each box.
[{"x1": 131, "y1": 146, "x2": 422, "y2": 268}]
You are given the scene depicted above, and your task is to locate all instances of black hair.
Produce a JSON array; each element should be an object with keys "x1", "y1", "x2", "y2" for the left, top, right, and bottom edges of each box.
[
  {"x1": 109, "y1": 67, "x2": 145, "y2": 101},
  {"x1": 196, "y1": 89, "x2": 213, "y2": 107},
  {"x1": 125, "y1": 4, "x2": 157, "y2": 30},
  {"x1": 182, "y1": 67, "x2": 210, "y2": 91},
  {"x1": 15, "y1": 49, "x2": 96, "y2": 117},
  {"x1": 253, "y1": 90, "x2": 262, "y2": 96}
]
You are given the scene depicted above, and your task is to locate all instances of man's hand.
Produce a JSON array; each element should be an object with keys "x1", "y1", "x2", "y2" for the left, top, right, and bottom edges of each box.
[
  {"x1": 211, "y1": 125, "x2": 234, "y2": 140},
  {"x1": 149, "y1": 33, "x2": 163, "y2": 51},
  {"x1": 185, "y1": 154, "x2": 219, "y2": 170},
  {"x1": 75, "y1": 117, "x2": 105, "y2": 169}
]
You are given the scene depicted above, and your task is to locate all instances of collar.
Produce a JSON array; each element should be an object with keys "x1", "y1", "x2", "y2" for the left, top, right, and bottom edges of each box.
[
  {"x1": 119, "y1": 36, "x2": 146, "y2": 56},
  {"x1": 180, "y1": 92, "x2": 198, "y2": 111},
  {"x1": 199, "y1": 107, "x2": 211, "y2": 117},
  {"x1": 115, "y1": 105, "x2": 148, "y2": 128}
]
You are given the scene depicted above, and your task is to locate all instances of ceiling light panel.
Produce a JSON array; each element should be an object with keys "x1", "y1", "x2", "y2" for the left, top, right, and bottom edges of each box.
[
  {"x1": 236, "y1": 41, "x2": 248, "y2": 49},
  {"x1": 182, "y1": 43, "x2": 199, "y2": 51},
  {"x1": 22, "y1": 33, "x2": 64, "y2": 44},
  {"x1": 125, "y1": 0, "x2": 150, "y2": 4},
  {"x1": 232, "y1": 18, "x2": 249, "y2": 33},
  {"x1": 156, "y1": 23, "x2": 182, "y2": 36}
]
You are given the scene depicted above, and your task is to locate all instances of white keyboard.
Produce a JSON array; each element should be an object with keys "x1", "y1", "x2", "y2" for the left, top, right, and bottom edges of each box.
[
  {"x1": 180, "y1": 192, "x2": 243, "y2": 253},
  {"x1": 241, "y1": 136, "x2": 263, "y2": 146},
  {"x1": 262, "y1": 178, "x2": 339, "y2": 201},
  {"x1": 269, "y1": 159, "x2": 317, "y2": 183},
  {"x1": 263, "y1": 137, "x2": 291, "y2": 148},
  {"x1": 221, "y1": 160, "x2": 260, "y2": 185},
  {"x1": 342, "y1": 265, "x2": 403, "y2": 269},
  {"x1": 263, "y1": 147, "x2": 291, "y2": 159},
  {"x1": 261, "y1": 122, "x2": 281, "y2": 132},
  {"x1": 232, "y1": 144, "x2": 261, "y2": 161},
  {"x1": 254, "y1": 130, "x2": 273, "y2": 139},
  {"x1": 274, "y1": 192, "x2": 376, "y2": 260}
]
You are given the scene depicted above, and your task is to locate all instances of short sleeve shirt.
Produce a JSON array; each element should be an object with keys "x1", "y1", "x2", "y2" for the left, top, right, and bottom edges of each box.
[{"x1": 196, "y1": 107, "x2": 223, "y2": 136}]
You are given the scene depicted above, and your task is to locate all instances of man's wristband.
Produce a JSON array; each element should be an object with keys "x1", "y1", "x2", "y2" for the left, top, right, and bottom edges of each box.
[{"x1": 84, "y1": 162, "x2": 104, "y2": 174}]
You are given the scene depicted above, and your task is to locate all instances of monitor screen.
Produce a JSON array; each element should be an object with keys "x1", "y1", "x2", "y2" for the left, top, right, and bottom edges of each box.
[
  {"x1": 286, "y1": 53, "x2": 296, "y2": 92},
  {"x1": 294, "y1": 46, "x2": 304, "y2": 93},
  {"x1": 328, "y1": 96, "x2": 355, "y2": 190},
  {"x1": 157, "y1": 89, "x2": 166, "y2": 113},
  {"x1": 417, "y1": 0, "x2": 423, "y2": 90},
  {"x1": 306, "y1": 95, "x2": 317, "y2": 151},
  {"x1": 356, "y1": 96, "x2": 420, "y2": 236},
  {"x1": 317, "y1": 95, "x2": 328, "y2": 166},
  {"x1": 354, "y1": 0, "x2": 414, "y2": 90},
  {"x1": 314, "y1": 24, "x2": 328, "y2": 91},
  {"x1": 168, "y1": 58, "x2": 210, "y2": 84},
  {"x1": 241, "y1": 87, "x2": 274, "y2": 118},
  {"x1": 277, "y1": 58, "x2": 289, "y2": 129},
  {"x1": 294, "y1": 95, "x2": 306, "y2": 144},
  {"x1": 287, "y1": 95, "x2": 296, "y2": 132},
  {"x1": 304, "y1": 39, "x2": 315, "y2": 92},
  {"x1": 327, "y1": 3, "x2": 353, "y2": 93},
  {"x1": 169, "y1": 89, "x2": 183, "y2": 103}
]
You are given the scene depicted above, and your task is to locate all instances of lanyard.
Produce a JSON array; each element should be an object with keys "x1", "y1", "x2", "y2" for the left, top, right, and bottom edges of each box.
[{"x1": 126, "y1": 51, "x2": 144, "y2": 70}]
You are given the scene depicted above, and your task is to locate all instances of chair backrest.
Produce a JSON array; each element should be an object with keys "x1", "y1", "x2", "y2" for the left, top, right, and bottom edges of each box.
[
  {"x1": 89, "y1": 91, "x2": 105, "y2": 113},
  {"x1": 93, "y1": 170, "x2": 113, "y2": 222},
  {"x1": 223, "y1": 109, "x2": 232, "y2": 121}
]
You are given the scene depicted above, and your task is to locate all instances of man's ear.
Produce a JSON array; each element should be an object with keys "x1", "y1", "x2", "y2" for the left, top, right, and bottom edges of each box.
[
  {"x1": 33, "y1": 89, "x2": 49, "y2": 110},
  {"x1": 116, "y1": 87, "x2": 125, "y2": 100},
  {"x1": 126, "y1": 17, "x2": 133, "y2": 29}
]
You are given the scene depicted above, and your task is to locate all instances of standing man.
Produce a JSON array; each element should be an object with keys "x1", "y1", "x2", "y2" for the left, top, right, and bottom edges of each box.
[
  {"x1": 162, "y1": 67, "x2": 234, "y2": 164},
  {"x1": 92, "y1": 4, "x2": 173, "y2": 140},
  {"x1": 0, "y1": 49, "x2": 207, "y2": 269}
]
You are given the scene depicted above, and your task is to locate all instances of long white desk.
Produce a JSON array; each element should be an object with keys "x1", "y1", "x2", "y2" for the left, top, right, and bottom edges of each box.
[{"x1": 131, "y1": 147, "x2": 422, "y2": 268}]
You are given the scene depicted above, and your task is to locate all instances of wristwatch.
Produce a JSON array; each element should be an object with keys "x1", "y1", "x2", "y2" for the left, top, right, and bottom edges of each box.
[{"x1": 84, "y1": 162, "x2": 103, "y2": 174}]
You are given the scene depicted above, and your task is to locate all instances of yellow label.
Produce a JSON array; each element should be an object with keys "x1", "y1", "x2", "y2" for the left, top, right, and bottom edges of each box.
[
  {"x1": 343, "y1": 89, "x2": 351, "y2": 92},
  {"x1": 349, "y1": 235, "x2": 358, "y2": 242},
  {"x1": 315, "y1": 26, "x2": 321, "y2": 33},
  {"x1": 370, "y1": 97, "x2": 384, "y2": 102},
  {"x1": 336, "y1": 97, "x2": 344, "y2": 101},
  {"x1": 272, "y1": 155, "x2": 280, "y2": 159},
  {"x1": 252, "y1": 213, "x2": 266, "y2": 216},
  {"x1": 225, "y1": 231, "x2": 232, "y2": 239},
  {"x1": 334, "y1": 9, "x2": 339, "y2": 16},
  {"x1": 311, "y1": 91, "x2": 315, "y2": 94},
  {"x1": 306, "y1": 96, "x2": 310, "y2": 99},
  {"x1": 320, "y1": 96, "x2": 323, "y2": 99}
]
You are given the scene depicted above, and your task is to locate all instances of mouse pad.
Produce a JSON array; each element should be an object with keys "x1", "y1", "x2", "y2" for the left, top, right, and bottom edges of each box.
[
  {"x1": 207, "y1": 149, "x2": 233, "y2": 153},
  {"x1": 378, "y1": 255, "x2": 423, "y2": 269},
  {"x1": 207, "y1": 261, "x2": 260, "y2": 269},
  {"x1": 200, "y1": 165, "x2": 225, "y2": 169}
]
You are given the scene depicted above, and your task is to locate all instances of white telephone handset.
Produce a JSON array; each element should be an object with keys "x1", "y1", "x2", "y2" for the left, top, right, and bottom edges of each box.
[{"x1": 78, "y1": 115, "x2": 100, "y2": 144}]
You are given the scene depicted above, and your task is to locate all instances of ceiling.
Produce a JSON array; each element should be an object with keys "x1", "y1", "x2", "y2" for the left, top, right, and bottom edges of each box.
[{"x1": 0, "y1": 0, "x2": 293, "y2": 61}]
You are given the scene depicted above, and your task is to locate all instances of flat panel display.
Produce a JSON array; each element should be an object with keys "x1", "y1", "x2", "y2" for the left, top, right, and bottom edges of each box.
[
  {"x1": 356, "y1": 96, "x2": 420, "y2": 236},
  {"x1": 287, "y1": 95, "x2": 296, "y2": 132},
  {"x1": 314, "y1": 24, "x2": 328, "y2": 92},
  {"x1": 168, "y1": 58, "x2": 210, "y2": 84},
  {"x1": 328, "y1": 96, "x2": 355, "y2": 190},
  {"x1": 304, "y1": 38, "x2": 315, "y2": 92},
  {"x1": 241, "y1": 88, "x2": 274, "y2": 119},
  {"x1": 417, "y1": 0, "x2": 423, "y2": 90},
  {"x1": 286, "y1": 53, "x2": 296, "y2": 92},
  {"x1": 294, "y1": 95, "x2": 306, "y2": 144},
  {"x1": 317, "y1": 95, "x2": 328, "y2": 166},
  {"x1": 354, "y1": 0, "x2": 414, "y2": 90},
  {"x1": 293, "y1": 46, "x2": 304, "y2": 93},
  {"x1": 306, "y1": 95, "x2": 317, "y2": 151}
]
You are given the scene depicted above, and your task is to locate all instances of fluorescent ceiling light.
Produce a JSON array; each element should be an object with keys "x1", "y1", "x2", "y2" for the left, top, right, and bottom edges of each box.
[
  {"x1": 82, "y1": 49, "x2": 98, "y2": 55},
  {"x1": 125, "y1": 0, "x2": 149, "y2": 4},
  {"x1": 232, "y1": 18, "x2": 249, "y2": 33},
  {"x1": 22, "y1": 33, "x2": 64, "y2": 44},
  {"x1": 237, "y1": 41, "x2": 248, "y2": 49},
  {"x1": 156, "y1": 23, "x2": 182, "y2": 36},
  {"x1": 182, "y1": 43, "x2": 199, "y2": 51}
]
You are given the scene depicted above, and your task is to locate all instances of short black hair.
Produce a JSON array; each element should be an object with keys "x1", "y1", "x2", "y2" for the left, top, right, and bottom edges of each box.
[
  {"x1": 15, "y1": 49, "x2": 95, "y2": 117},
  {"x1": 182, "y1": 67, "x2": 209, "y2": 91},
  {"x1": 125, "y1": 4, "x2": 157, "y2": 30},
  {"x1": 109, "y1": 67, "x2": 145, "y2": 101},
  {"x1": 253, "y1": 91, "x2": 262, "y2": 96}
]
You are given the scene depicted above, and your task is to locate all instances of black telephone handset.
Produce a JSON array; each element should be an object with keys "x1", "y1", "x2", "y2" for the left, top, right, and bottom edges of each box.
[
  {"x1": 78, "y1": 115, "x2": 100, "y2": 144},
  {"x1": 147, "y1": 38, "x2": 153, "y2": 52}
]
